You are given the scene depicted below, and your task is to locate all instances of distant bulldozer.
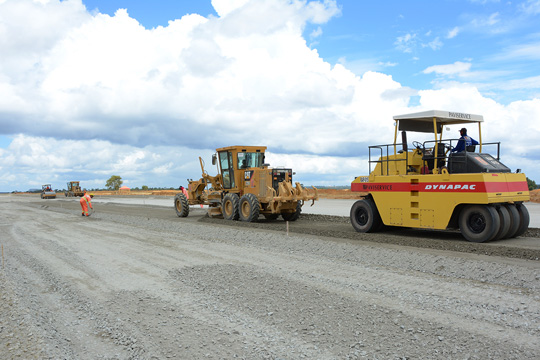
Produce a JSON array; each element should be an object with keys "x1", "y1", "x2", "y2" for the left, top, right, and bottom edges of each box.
[
  {"x1": 175, "y1": 145, "x2": 318, "y2": 222},
  {"x1": 65, "y1": 181, "x2": 84, "y2": 197}
]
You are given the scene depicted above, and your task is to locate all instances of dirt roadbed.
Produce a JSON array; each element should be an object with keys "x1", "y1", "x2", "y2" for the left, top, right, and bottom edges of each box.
[{"x1": 1, "y1": 195, "x2": 539, "y2": 359}]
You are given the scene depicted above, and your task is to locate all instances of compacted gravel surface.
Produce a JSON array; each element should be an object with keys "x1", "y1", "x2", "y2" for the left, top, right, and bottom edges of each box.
[{"x1": 1, "y1": 195, "x2": 539, "y2": 359}]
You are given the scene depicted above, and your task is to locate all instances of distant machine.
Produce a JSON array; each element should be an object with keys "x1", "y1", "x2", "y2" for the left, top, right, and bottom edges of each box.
[
  {"x1": 65, "y1": 181, "x2": 84, "y2": 197},
  {"x1": 41, "y1": 184, "x2": 56, "y2": 199}
]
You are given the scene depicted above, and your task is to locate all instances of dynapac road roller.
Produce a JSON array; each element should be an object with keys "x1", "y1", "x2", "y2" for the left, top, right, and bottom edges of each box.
[
  {"x1": 175, "y1": 145, "x2": 318, "y2": 222},
  {"x1": 350, "y1": 110, "x2": 530, "y2": 242}
]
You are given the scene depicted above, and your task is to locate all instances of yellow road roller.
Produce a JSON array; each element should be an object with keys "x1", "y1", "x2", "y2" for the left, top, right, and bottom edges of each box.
[{"x1": 350, "y1": 110, "x2": 530, "y2": 242}]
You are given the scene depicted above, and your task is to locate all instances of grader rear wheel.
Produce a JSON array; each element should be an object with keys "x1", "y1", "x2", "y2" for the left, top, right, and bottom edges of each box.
[
  {"x1": 222, "y1": 193, "x2": 240, "y2": 220},
  {"x1": 174, "y1": 193, "x2": 189, "y2": 217},
  {"x1": 239, "y1": 194, "x2": 260, "y2": 222},
  {"x1": 281, "y1": 201, "x2": 302, "y2": 221},
  {"x1": 459, "y1": 205, "x2": 500, "y2": 243}
]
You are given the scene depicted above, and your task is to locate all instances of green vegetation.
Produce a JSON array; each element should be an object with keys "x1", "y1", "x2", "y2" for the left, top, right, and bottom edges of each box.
[
  {"x1": 527, "y1": 177, "x2": 538, "y2": 191},
  {"x1": 105, "y1": 175, "x2": 123, "y2": 190}
]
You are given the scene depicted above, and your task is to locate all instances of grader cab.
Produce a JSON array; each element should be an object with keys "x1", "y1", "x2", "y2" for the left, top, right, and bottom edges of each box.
[
  {"x1": 175, "y1": 145, "x2": 318, "y2": 222},
  {"x1": 350, "y1": 110, "x2": 530, "y2": 243}
]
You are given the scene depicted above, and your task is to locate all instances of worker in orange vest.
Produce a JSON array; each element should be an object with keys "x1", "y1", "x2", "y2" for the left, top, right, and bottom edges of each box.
[
  {"x1": 180, "y1": 186, "x2": 189, "y2": 198},
  {"x1": 180, "y1": 185, "x2": 202, "y2": 208},
  {"x1": 80, "y1": 190, "x2": 93, "y2": 216}
]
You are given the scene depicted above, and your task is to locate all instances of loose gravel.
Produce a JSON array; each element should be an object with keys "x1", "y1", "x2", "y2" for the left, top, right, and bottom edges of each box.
[{"x1": 1, "y1": 196, "x2": 539, "y2": 359}]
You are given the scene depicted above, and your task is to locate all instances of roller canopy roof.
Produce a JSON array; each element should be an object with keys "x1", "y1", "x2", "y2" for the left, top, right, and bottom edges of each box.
[{"x1": 393, "y1": 110, "x2": 484, "y2": 133}]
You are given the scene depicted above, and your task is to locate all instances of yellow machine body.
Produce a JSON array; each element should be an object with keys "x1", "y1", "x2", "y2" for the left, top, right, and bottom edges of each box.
[
  {"x1": 65, "y1": 181, "x2": 84, "y2": 197},
  {"x1": 352, "y1": 172, "x2": 529, "y2": 230},
  {"x1": 176, "y1": 145, "x2": 318, "y2": 221},
  {"x1": 41, "y1": 184, "x2": 56, "y2": 199},
  {"x1": 350, "y1": 110, "x2": 530, "y2": 242}
]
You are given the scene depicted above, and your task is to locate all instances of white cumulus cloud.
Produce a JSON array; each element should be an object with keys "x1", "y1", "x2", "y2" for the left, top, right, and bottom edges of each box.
[{"x1": 0, "y1": 0, "x2": 539, "y2": 191}]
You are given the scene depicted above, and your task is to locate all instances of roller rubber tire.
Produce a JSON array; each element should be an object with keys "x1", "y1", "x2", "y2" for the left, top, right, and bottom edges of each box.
[
  {"x1": 263, "y1": 214, "x2": 279, "y2": 220},
  {"x1": 239, "y1": 194, "x2": 260, "y2": 222},
  {"x1": 350, "y1": 198, "x2": 382, "y2": 233},
  {"x1": 459, "y1": 205, "x2": 500, "y2": 243},
  {"x1": 493, "y1": 205, "x2": 511, "y2": 240},
  {"x1": 514, "y1": 203, "x2": 530, "y2": 238},
  {"x1": 174, "y1": 193, "x2": 189, "y2": 217},
  {"x1": 504, "y1": 204, "x2": 520, "y2": 238}
]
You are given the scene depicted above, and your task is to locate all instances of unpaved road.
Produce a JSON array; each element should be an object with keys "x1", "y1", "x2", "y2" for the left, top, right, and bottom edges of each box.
[{"x1": 1, "y1": 195, "x2": 540, "y2": 359}]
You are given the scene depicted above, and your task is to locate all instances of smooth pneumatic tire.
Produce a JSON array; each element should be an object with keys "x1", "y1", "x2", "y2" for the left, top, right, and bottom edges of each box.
[
  {"x1": 281, "y1": 201, "x2": 302, "y2": 221},
  {"x1": 174, "y1": 193, "x2": 189, "y2": 217},
  {"x1": 504, "y1": 204, "x2": 521, "y2": 238},
  {"x1": 350, "y1": 198, "x2": 382, "y2": 233},
  {"x1": 239, "y1": 194, "x2": 260, "y2": 222},
  {"x1": 459, "y1": 205, "x2": 500, "y2": 243},
  {"x1": 493, "y1": 205, "x2": 511, "y2": 240},
  {"x1": 222, "y1": 193, "x2": 240, "y2": 220},
  {"x1": 514, "y1": 203, "x2": 530, "y2": 238},
  {"x1": 263, "y1": 214, "x2": 279, "y2": 220}
]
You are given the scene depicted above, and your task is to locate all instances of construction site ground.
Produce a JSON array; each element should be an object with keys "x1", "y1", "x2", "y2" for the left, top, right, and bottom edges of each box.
[{"x1": 1, "y1": 193, "x2": 539, "y2": 359}]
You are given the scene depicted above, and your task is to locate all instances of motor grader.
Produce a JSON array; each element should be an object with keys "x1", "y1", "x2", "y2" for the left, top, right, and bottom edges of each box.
[
  {"x1": 65, "y1": 181, "x2": 84, "y2": 197},
  {"x1": 41, "y1": 184, "x2": 56, "y2": 199},
  {"x1": 174, "y1": 145, "x2": 318, "y2": 222},
  {"x1": 350, "y1": 110, "x2": 530, "y2": 243}
]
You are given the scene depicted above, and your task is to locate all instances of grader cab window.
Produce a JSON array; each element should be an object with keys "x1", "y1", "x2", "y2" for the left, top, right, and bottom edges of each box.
[
  {"x1": 219, "y1": 151, "x2": 235, "y2": 189},
  {"x1": 237, "y1": 152, "x2": 264, "y2": 169}
]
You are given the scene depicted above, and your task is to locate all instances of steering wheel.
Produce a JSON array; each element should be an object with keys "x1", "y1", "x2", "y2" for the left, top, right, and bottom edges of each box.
[
  {"x1": 412, "y1": 141, "x2": 423, "y2": 150},
  {"x1": 443, "y1": 143, "x2": 452, "y2": 155}
]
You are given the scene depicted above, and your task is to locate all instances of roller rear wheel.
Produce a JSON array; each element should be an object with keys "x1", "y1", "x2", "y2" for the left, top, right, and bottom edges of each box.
[
  {"x1": 459, "y1": 205, "x2": 500, "y2": 243},
  {"x1": 504, "y1": 204, "x2": 520, "y2": 238},
  {"x1": 493, "y1": 205, "x2": 511, "y2": 240},
  {"x1": 514, "y1": 203, "x2": 530, "y2": 238}
]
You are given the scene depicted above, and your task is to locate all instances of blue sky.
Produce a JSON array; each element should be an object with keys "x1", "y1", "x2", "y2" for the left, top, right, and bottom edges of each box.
[
  {"x1": 81, "y1": 0, "x2": 540, "y2": 104},
  {"x1": 0, "y1": 0, "x2": 539, "y2": 192}
]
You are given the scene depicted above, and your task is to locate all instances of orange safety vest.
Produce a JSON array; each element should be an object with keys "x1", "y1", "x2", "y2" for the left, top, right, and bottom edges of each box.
[{"x1": 83, "y1": 194, "x2": 92, "y2": 207}]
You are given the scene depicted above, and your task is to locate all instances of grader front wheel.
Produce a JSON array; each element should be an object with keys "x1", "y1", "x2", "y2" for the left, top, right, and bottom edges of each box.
[{"x1": 174, "y1": 193, "x2": 189, "y2": 217}]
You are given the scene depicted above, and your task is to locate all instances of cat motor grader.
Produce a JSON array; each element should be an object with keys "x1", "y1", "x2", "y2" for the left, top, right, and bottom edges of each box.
[
  {"x1": 65, "y1": 181, "x2": 84, "y2": 197},
  {"x1": 350, "y1": 110, "x2": 530, "y2": 242},
  {"x1": 174, "y1": 145, "x2": 318, "y2": 222}
]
